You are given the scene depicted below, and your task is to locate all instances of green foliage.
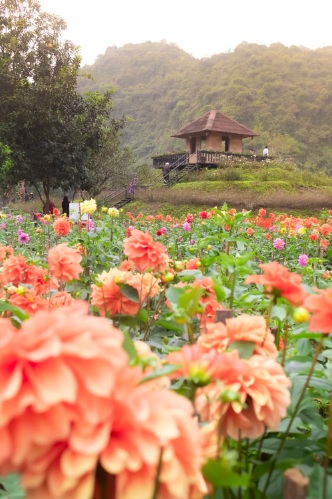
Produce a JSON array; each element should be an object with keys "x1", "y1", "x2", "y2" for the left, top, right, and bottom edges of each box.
[{"x1": 0, "y1": 0, "x2": 131, "y2": 204}]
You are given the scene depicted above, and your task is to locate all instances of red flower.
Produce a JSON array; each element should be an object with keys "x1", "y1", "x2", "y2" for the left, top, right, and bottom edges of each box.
[{"x1": 199, "y1": 211, "x2": 208, "y2": 219}]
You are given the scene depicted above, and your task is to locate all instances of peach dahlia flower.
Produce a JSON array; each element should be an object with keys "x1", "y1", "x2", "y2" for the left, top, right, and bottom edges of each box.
[
  {"x1": 198, "y1": 314, "x2": 277, "y2": 358},
  {"x1": 1, "y1": 254, "x2": 27, "y2": 286},
  {"x1": 0, "y1": 303, "x2": 204, "y2": 499},
  {"x1": 196, "y1": 354, "x2": 291, "y2": 440},
  {"x1": 91, "y1": 268, "x2": 159, "y2": 317},
  {"x1": 53, "y1": 217, "x2": 71, "y2": 237},
  {"x1": 304, "y1": 287, "x2": 332, "y2": 333},
  {"x1": 48, "y1": 243, "x2": 83, "y2": 282},
  {"x1": 123, "y1": 229, "x2": 168, "y2": 273}
]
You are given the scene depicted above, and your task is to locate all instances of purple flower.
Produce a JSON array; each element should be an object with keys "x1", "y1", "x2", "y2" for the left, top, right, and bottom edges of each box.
[
  {"x1": 189, "y1": 239, "x2": 196, "y2": 245},
  {"x1": 298, "y1": 254, "x2": 308, "y2": 267},
  {"x1": 18, "y1": 232, "x2": 29, "y2": 244},
  {"x1": 161, "y1": 227, "x2": 167, "y2": 234},
  {"x1": 7, "y1": 214, "x2": 12, "y2": 219},
  {"x1": 16, "y1": 215, "x2": 23, "y2": 223},
  {"x1": 273, "y1": 238, "x2": 285, "y2": 250},
  {"x1": 17, "y1": 229, "x2": 23, "y2": 236},
  {"x1": 183, "y1": 222, "x2": 191, "y2": 232},
  {"x1": 87, "y1": 220, "x2": 95, "y2": 230}
]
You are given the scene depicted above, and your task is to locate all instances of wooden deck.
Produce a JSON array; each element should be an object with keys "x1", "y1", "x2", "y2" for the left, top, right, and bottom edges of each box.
[{"x1": 152, "y1": 150, "x2": 272, "y2": 168}]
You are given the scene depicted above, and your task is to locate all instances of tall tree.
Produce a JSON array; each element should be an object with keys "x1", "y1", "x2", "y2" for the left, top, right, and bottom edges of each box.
[{"x1": 0, "y1": 0, "x2": 128, "y2": 208}]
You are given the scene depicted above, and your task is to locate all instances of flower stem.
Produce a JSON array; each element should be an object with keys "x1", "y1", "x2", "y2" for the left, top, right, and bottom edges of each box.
[
  {"x1": 229, "y1": 271, "x2": 236, "y2": 310},
  {"x1": 323, "y1": 392, "x2": 332, "y2": 499},
  {"x1": 262, "y1": 335, "x2": 324, "y2": 496},
  {"x1": 151, "y1": 447, "x2": 164, "y2": 499}
]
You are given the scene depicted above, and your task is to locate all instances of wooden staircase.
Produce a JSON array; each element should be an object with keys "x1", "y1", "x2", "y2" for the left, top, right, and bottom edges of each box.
[{"x1": 98, "y1": 155, "x2": 199, "y2": 208}]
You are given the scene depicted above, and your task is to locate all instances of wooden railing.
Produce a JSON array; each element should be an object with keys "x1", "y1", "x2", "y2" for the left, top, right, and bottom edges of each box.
[
  {"x1": 152, "y1": 153, "x2": 189, "y2": 168},
  {"x1": 152, "y1": 151, "x2": 272, "y2": 167}
]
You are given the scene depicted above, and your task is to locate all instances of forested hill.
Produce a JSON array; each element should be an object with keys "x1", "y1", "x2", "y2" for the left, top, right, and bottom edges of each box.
[{"x1": 77, "y1": 41, "x2": 332, "y2": 171}]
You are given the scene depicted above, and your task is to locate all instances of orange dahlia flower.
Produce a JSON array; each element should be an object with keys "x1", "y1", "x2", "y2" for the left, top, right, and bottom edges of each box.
[
  {"x1": 0, "y1": 303, "x2": 127, "y2": 492},
  {"x1": 166, "y1": 345, "x2": 246, "y2": 387},
  {"x1": 197, "y1": 354, "x2": 291, "y2": 440},
  {"x1": 100, "y1": 386, "x2": 203, "y2": 499},
  {"x1": 123, "y1": 229, "x2": 168, "y2": 273},
  {"x1": 1, "y1": 255, "x2": 27, "y2": 286},
  {"x1": 119, "y1": 259, "x2": 136, "y2": 271},
  {"x1": 9, "y1": 289, "x2": 48, "y2": 315},
  {"x1": 91, "y1": 269, "x2": 159, "y2": 317},
  {"x1": 186, "y1": 257, "x2": 201, "y2": 270},
  {"x1": 198, "y1": 314, "x2": 277, "y2": 358},
  {"x1": 245, "y1": 261, "x2": 307, "y2": 307},
  {"x1": 48, "y1": 243, "x2": 83, "y2": 282},
  {"x1": 304, "y1": 288, "x2": 332, "y2": 333},
  {"x1": 53, "y1": 217, "x2": 70, "y2": 237},
  {"x1": 0, "y1": 245, "x2": 14, "y2": 264},
  {"x1": 49, "y1": 291, "x2": 75, "y2": 308}
]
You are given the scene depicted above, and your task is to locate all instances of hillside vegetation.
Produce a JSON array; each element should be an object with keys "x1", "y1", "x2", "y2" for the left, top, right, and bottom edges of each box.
[
  {"x1": 128, "y1": 161, "x2": 332, "y2": 214},
  {"x1": 78, "y1": 41, "x2": 332, "y2": 172}
]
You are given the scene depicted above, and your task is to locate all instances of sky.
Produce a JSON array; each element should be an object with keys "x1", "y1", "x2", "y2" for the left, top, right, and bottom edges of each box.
[{"x1": 39, "y1": 0, "x2": 332, "y2": 66}]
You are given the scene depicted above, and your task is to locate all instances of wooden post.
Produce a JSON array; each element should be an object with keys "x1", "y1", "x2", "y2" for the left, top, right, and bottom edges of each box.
[
  {"x1": 215, "y1": 310, "x2": 234, "y2": 324},
  {"x1": 283, "y1": 468, "x2": 308, "y2": 499}
]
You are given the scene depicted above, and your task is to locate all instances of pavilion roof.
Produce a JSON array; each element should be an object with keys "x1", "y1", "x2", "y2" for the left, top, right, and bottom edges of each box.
[{"x1": 172, "y1": 109, "x2": 258, "y2": 138}]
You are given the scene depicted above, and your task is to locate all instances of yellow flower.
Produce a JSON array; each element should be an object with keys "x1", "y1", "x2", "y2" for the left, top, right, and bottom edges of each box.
[
  {"x1": 101, "y1": 206, "x2": 108, "y2": 213},
  {"x1": 80, "y1": 199, "x2": 97, "y2": 215},
  {"x1": 297, "y1": 227, "x2": 306, "y2": 235},
  {"x1": 108, "y1": 207, "x2": 120, "y2": 218}
]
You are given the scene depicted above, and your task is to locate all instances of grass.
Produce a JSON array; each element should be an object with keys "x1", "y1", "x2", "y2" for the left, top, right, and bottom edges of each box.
[
  {"x1": 4, "y1": 161, "x2": 332, "y2": 216},
  {"x1": 129, "y1": 161, "x2": 332, "y2": 212}
]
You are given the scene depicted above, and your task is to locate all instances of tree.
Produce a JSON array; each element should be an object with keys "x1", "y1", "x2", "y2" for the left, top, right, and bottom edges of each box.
[
  {"x1": 82, "y1": 118, "x2": 135, "y2": 199},
  {"x1": 0, "y1": 0, "x2": 127, "y2": 209}
]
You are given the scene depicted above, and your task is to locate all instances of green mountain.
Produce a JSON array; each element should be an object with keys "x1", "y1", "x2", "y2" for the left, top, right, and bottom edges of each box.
[{"x1": 77, "y1": 41, "x2": 332, "y2": 171}]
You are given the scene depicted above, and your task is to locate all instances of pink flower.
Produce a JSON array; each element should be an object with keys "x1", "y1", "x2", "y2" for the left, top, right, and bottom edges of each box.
[
  {"x1": 273, "y1": 238, "x2": 285, "y2": 250},
  {"x1": 298, "y1": 254, "x2": 308, "y2": 266},
  {"x1": 183, "y1": 222, "x2": 191, "y2": 231}
]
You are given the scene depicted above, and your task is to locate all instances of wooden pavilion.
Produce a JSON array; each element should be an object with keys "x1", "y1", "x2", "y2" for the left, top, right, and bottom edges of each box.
[{"x1": 152, "y1": 109, "x2": 259, "y2": 168}]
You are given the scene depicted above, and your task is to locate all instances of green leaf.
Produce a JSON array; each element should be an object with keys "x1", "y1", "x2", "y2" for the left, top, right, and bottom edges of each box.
[
  {"x1": 154, "y1": 318, "x2": 184, "y2": 334},
  {"x1": 203, "y1": 459, "x2": 250, "y2": 487},
  {"x1": 228, "y1": 341, "x2": 256, "y2": 359},
  {"x1": 165, "y1": 285, "x2": 186, "y2": 304},
  {"x1": 121, "y1": 330, "x2": 137, "y2": 362},
  {"x1": 0, "y1": 474, "x2": 25, "y2": 498},
  {"x1": 178, "y1": 287, "x2": 204, "y2": 316},
  {"x1": 139, "y1": 364, "x2": 180, "y2": 384},
  {"x1": 308, "y1": 463, "x2": 324, "y2": 499},
  {"x1": 119, "y1": 284, "x2": 139, "y2": 303},
  {"x1": 271, "y1": 305, "x2": 287, "y2": 321},
  {"x1": 0, "y1": 300, "x2": 29, "y2": 328},
  {"x1": 177, "y1": 269, "x2": 203, "y2": 281},
  {"x1": 0, "y1": 301, "x2": 29, "y2": 322},
  {"x1": 137, "y1": 308, "x2": 149, "y2": 323}
]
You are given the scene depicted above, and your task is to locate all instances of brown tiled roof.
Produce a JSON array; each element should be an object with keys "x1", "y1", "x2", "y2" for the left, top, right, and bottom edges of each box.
[{"x1": 172, "y1": 109, "x2": 258, "y2": 138}]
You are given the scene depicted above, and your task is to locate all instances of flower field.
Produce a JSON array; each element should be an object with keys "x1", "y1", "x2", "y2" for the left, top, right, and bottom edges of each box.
[{"x1": 0, "y1": 202, "x2": 332, "y2": 499}]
